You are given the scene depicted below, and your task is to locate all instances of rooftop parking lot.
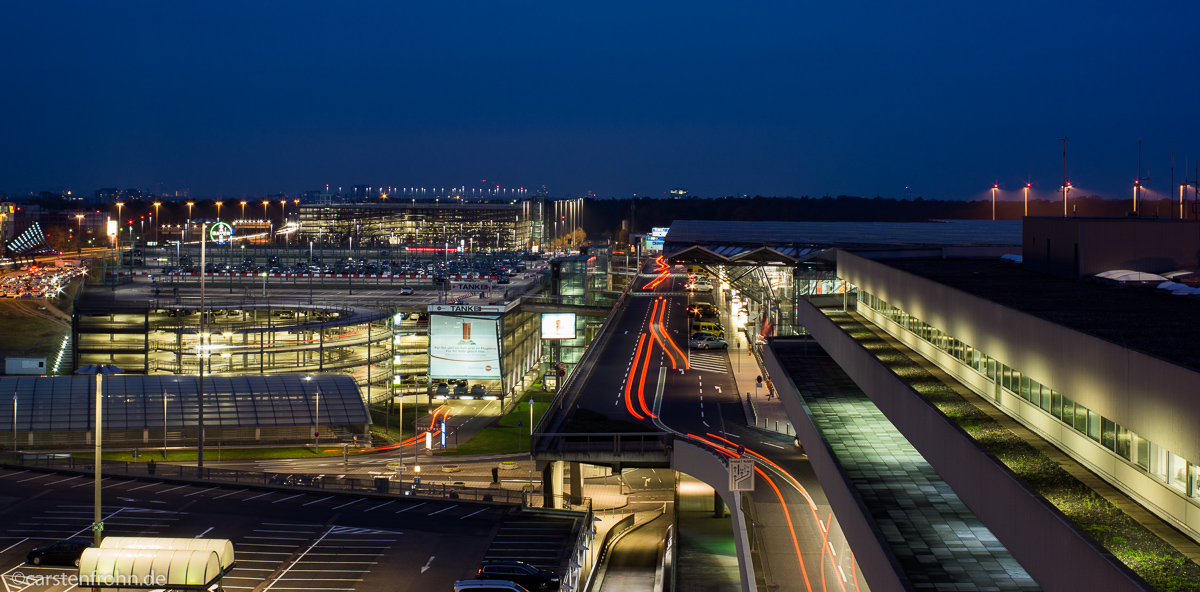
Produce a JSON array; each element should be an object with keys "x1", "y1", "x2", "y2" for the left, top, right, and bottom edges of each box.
[{"x1": 0, "y1": 466, "x2": 518, "y2": 592}]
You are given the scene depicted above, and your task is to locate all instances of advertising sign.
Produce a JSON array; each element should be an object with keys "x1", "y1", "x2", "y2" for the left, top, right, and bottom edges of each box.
[
  {"x1": 650, "y1": 227, "x2": 669, "y2": 237},
  {"x1": 452, "y1": 282, "x2": 494, "y2": 292},
  {"x1": 541, "y1": 313, "x2": 577, "y2": 340},
  {"x1": 210, "y1": 222, "x2": 234, "y2": 245},
  {"x1": 429, "y1": 314, "x2": 502, "y2": 379},
  {"x1": 106, "y1": 220, "x2": 118, "y2": 237}
]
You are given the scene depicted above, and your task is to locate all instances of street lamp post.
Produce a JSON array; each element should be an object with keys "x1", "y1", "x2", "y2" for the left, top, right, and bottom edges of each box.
[
  {"x1": 991, "y1": 184, "x2": 998, "y2": 221},
  {"x1": 215, "y1": 201, "x2": 222, "y2": 223},
  {"x1": 153, "y1": 202, "x2": 161, "y2": 244},
  {"x1": 75, "y1": 214, "x2": 84, "y2": 254},
  {"x1": 240, "y1": 201, "x2": 247, "y2": 222},
  {"x1": 115, "y1": 202, "x2": 124, "y2": 253},
  {"x1": 196, "y1": 220, "x2": 212, "y2": 469},
  {"x1": 1024, "y1": 183, "x2": 1031, "y2": 217},
  {"x1": 75, "y1": 364, "x2": 123, "y2": 547},
  {"x1": 313, "y1": 389, "x2": 321, "y2": 450}
]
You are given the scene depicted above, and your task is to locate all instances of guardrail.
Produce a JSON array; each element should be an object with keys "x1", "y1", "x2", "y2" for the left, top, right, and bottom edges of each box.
[
  {"x1": 533, "y1": 269, "x2": 638, "y2": 441},
  {"x1": 0, "y1": 452, "x2": 529, "y2": 505},
  {"x1": 532, "y1": 432, "x2": 674, "y2": 457}
]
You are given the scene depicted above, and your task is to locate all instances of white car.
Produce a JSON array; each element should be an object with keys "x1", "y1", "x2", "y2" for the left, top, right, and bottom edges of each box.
[
  {"x1": 686, "y1": 282, "x2": 712, "y2": 292},
  {"x1": 689, "y1": 336, "x2": 728, "y2": 350},
  {"x1": 399, "y1": 286, "x2": 415, "y2": 295}
]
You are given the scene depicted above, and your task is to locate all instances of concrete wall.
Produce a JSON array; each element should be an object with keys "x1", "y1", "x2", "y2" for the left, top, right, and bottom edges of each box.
[
  {"x1": 1023, "y1": 217, "x2": 1200, "y2": 278},
  {"x1": 671, "y1": 439, "x2": 755, "y2": 592},
  {"x1": 837, "y1": 250, "x2": 1200, "y2": 465},
  {"x1": 794, "y1": 300, "x2": 1153, "y2": 592},
  {"x1": 759, "y1": 346, "x2": 911, "y2": 592}
]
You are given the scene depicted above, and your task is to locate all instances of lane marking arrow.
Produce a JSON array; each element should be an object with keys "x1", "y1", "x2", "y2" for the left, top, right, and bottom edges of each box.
[{"x1": 422, "y1": 555, "x2": 436, "y2": 573}]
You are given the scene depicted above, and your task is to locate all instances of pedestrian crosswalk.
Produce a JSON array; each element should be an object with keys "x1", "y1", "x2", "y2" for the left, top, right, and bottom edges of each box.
[{"x1": 688, "y1": 351, "x2": 729, "y2": 374}]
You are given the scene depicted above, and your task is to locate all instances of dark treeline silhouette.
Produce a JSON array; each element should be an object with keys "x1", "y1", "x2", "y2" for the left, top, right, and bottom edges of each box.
[{"x1": 578, "y1": 195, "x2": 1194, "y2": 242}]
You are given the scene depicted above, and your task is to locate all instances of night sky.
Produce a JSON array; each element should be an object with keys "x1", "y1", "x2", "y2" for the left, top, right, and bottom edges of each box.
[{"x1": 2, "y1": 2, "x2": 1198, "y2": 201}]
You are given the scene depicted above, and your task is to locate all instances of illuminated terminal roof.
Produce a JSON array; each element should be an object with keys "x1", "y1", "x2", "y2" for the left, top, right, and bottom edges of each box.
[
  {"x1": 663, "y1": 219, "x2": 1021, "y2": 264},
  {"x1": 0, "y1": 374, "x2": 368, "y2": 432}
]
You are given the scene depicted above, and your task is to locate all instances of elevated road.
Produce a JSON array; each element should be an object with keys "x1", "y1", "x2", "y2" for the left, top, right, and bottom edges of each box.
[{"x1": 543, "y1": 257, "x2": 865, "y2": 592}]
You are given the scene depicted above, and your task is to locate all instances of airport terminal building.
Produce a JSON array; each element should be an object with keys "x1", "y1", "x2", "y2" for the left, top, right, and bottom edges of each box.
[{"x1": 665, "y1": 217, "x2": 1200, "y2": 590}]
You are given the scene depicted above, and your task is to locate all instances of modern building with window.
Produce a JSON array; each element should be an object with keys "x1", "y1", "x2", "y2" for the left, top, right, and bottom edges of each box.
[{"x1": 664, "y1": 217, "x2": 1200, "y2": 590}]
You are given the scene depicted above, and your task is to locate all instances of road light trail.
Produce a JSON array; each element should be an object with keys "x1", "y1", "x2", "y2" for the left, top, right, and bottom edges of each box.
[{"x1": 624, "y1": 333, "x2": 648, "y2": 420}]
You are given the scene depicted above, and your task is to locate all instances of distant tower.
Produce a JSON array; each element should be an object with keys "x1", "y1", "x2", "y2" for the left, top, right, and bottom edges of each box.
[{"x1": 904, "y1": 186, "x2": 912, "y2": 200}]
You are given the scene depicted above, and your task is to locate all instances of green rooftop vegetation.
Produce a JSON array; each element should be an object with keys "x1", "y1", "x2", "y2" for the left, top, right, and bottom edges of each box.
[{"x1": 831, "y1": 311, "x2": 1200, "y2": 592}]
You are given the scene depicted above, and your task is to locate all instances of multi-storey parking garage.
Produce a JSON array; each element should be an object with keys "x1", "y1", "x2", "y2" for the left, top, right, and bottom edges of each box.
[
  {"x1": 296, "y1": 199, "x2": 543, "y2": 251},
  {"x1": 73, "y1": 296, "x2": 395, "y2": 402}
]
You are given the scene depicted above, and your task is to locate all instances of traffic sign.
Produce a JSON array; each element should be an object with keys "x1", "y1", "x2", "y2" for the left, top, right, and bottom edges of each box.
[
  {"x1": 729, "y1": 458, "x2": 754, "y2": 491},
  {"x1": 557, "y1": 369, "x2": 565, "y2": 377},
  {"x1": 92, "y1": 522, "x2": 104, "y2": 532},
  {"x1": 313, "y1": 432, "x2": 320, "y2": 438},
  {"x1": 756, "y1": 376, "x2": 762, "y2": 385}
]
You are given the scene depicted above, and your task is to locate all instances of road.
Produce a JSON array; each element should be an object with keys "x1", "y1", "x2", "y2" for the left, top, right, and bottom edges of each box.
[
  {"x1": 576, "y1": 258, "x2": 867, "y2": 592},
  {"x1": 0, "y1": 466, "x2": 513, "y2": 592}
]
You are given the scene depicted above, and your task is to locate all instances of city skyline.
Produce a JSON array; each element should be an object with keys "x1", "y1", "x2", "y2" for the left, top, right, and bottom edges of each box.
[{"x1": 2, "y1": 2, "x2": 1199, "y2": 201}]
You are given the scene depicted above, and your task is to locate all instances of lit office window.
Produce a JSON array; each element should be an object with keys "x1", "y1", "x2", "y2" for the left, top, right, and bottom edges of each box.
[
  {"x1": 1152, "y1": 443, "x2": 1169, "y2": 481},
  {"x1": 1172, "y1": 453, "x2": 1189, "y2": 492}
]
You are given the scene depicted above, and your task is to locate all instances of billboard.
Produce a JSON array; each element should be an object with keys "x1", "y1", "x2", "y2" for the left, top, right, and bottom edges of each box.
[
  {"x1": 541, "y1": 313, "x2": 577, "y2": 340},
  {"x1": 429, "y1": 314, "x2": 501, "y2": 379}
]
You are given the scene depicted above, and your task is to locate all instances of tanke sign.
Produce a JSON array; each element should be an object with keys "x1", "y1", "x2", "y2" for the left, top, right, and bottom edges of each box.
[{"x1": 452, "y1": 282, "x2": 494, "y2": 292}]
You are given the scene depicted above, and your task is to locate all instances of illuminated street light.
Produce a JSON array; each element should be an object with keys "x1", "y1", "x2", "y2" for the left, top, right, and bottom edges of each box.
[
  {"x1": 214, "y1": 201, "x2": 222, "y2": 223},
  {"x1": 240, "y1": 200, "x2": 247, "y2": 221},
  {"x1": 1024, "y1": 183, "x2": 1031, "y2": 217},
  {"x1": 991, "y1": 184, "x2": 998, "y2": 221},
  {"x1": 1134, "y1": 180, "x2": 1140, "y2": 214},
  {"x1": 153, "y1": 202, "x2": 161, "y2": 243}
]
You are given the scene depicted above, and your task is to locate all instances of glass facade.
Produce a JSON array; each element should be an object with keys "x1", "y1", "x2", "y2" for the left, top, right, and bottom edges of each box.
[{"x1": 858, "y1": 289, "x2": 1200, "y2": 502}]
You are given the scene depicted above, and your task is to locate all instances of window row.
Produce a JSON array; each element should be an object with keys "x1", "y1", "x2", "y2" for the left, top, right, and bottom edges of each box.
[{"x1": 858, "y1": 290, "x2": 1200, "y2": 500}]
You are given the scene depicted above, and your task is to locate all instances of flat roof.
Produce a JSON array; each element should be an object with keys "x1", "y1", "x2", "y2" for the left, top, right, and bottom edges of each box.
[
  {"x1": 882, "y1": 258, "x2": 1200, "y2": 372},
  {"x1": 0, "y1": 374, "x2": 368, "y2": 432},
  {"x1": 665, "y1": 219, "x2": 1021, "y2": 250}
]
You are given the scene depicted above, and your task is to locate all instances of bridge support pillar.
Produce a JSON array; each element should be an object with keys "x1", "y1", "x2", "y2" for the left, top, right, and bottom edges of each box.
[
  {"x1": 568, "y1": 462, "x2": 583, "y2": 505},
  {"x1": 542, "y1": 460, "x2": 564, "y2": 508},
  {"x1": 713, "y1": 490, "x2": 725, "y2": 518}
]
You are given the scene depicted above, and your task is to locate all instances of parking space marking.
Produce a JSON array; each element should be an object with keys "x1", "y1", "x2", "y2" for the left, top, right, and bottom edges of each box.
[
  {"x1": 301, "y1": 496, "x2": 333, "y2": 507},
  {"x1": 213, "y1": 489, "x2": 248, "y2": 499},
  {"x1": 394, "y1": 502, "x2": 425, "y2": 513},
  {"x1": 158, "y1": 484, "x2": 190, "y2": 493},
  {"x1": 0, "y1": 470, "x2": 30, "y2": 479},
  {"x1": 185, "y1": 487, "x2": 217, "y2": 497},
  {"x1": 262, "y1": 526, "x2": 336, "y2": 592},
  {"x1": 363, "y1": 501, "x2": 393, "y2": 512},
  {"x1": 428, "y1": 504, "x2": 458, "y2": 516},
  {"x1": 330, "y1": 499, "x2": 360, "y2": 510},
  {"x1": 271, "y1": 494, "x2": 305, "y2": 504},
  {"x1": 44, "y1": 475, "x2": 81, "y2": 486},
  {"x1": 461, "y1": 508, "x2": 487, "y2": 519},
  {"x1": 16, "y1": 474, "x2": 51, "y2": 483},
  {"x1": 72, "y1": 477, "x2": 108, "y2": 488},
  {"x1": 243, "y1": 492, "x2": 273, "y2": 501},
  {"x1": 0, "y1": 538, "x2": 28, "y2": 553}
]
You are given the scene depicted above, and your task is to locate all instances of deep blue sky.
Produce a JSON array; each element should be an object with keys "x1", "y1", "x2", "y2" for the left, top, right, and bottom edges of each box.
[{"x1": 2, "y1": 2, "x2": 1198, "y2": 201}]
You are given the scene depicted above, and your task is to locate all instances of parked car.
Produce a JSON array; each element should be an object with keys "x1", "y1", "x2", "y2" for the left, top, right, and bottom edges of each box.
[
  {"x1": 476, "y1": 560, "x2": 560, "y2": 591},
  {"x1": 470, "y1": 384, "x2": 487, "y2": 397},
  {"x1": 454, "y1": 581, "x2": 530, "y2": 592},
  {"x1": 435, "y1": 383, "x2": 450, "y2": 397},
  {"x1": 689, "y1": 335, "x2": 729, "y2": 350},
  {"x1": 453, "y1": 381, "x2": 468, "y2": 397},
  {"x1": 27, "y1": 539, "x2": 93, "y2": 567}
]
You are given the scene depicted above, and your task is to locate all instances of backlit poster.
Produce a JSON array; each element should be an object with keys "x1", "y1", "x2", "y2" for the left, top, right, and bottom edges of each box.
[
  {"x1": 541, "y1": 313, "x2": 577, "y2": 340},
  {"x1": 429, "y1": 314, "x2": 502, "y2": 379}
]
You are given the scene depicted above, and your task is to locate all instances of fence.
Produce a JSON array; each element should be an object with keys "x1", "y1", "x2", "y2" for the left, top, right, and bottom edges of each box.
[{"x1": 0, "y1": 452, "x2": 532, "y2": 505}]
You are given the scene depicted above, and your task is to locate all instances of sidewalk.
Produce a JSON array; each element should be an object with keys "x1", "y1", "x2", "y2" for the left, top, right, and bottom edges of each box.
[{"x1": 722, "y1": 324, "x2": 794, "y2": 437}]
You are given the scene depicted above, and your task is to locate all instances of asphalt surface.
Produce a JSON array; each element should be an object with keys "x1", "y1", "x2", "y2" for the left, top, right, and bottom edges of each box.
[
  {"x1": 0, "y1": 466, "x2": 513, "y2": 592},
  {"x1": 576, "y1": 261, "x2": 866, "y2": 592}
]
